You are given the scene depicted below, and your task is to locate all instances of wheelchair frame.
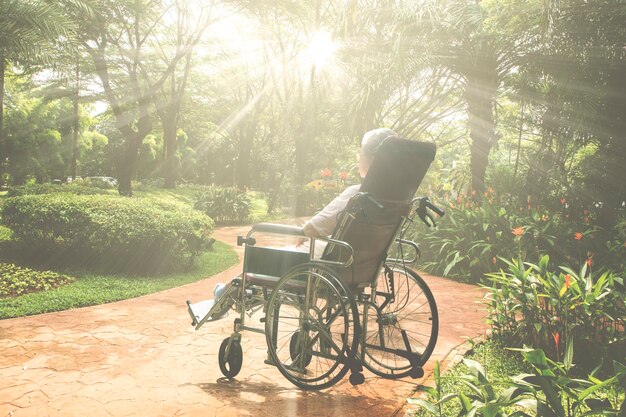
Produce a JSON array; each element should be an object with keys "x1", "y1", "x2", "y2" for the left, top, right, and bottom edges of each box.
[{"x1": 187, "y1": 195, "x2": 442, "y2": 390}]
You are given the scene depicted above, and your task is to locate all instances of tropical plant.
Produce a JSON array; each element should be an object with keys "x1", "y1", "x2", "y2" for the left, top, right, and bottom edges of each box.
[
  {"x1": 484, "y1": 256, "x2": 625, "y2": 370},
  {"x1": 414, "y1": 349, "x2": 626, "y2": 417},
  {"x1": 194, "y1": 186, "x2": 251, "y2": 224}
]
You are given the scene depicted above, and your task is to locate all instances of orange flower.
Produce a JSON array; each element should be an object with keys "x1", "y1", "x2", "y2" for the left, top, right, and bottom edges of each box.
[
  {"x1": 564, "y1": 274, "x2": 571, "y2": 289},
  {"x1": 512, "y1": 227, "x2": 524, "y2": 237},
  {"x1": 492, "y1": 256, "x2": 497, "y2": 264},
  {"x1": 488, "y1": 187, "x2": 494, "y2": 193},
  {"x1": 553, "y1": 332, "x2": 560, "y2": 350},
  {"x1": 574, "y1": 232, "x2": 583, "y2": 241},
  {"x1": 560, "y1": 197, "x2": 566, "y2": 205},
  {"x1": 586, "y1": 258, "x2": 593, "y2": 267},
  {"x1": 339, "y1": 171, "x2": 348, "y2": 180},
  {"x1": 320, "y1": 168, "x2": 332, "y2": 178}
]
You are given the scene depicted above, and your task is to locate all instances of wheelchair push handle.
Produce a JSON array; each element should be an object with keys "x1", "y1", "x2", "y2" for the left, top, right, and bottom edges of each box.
[{"x1": 414, "y1": 197, "x2": 445, "y2": 227}]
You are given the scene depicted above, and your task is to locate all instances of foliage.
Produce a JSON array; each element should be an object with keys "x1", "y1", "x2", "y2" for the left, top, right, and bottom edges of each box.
[
  {"x1": 0, "y1": 241, "x2": 238, "y2": 319},
  {"x1": 0, "y1": 262, "x2": 74, "y2": 298},
  {"x1": 409, "y1": 189, "x2": 625, "y2": 282},
  {"x1": 0, "y1": 193, "x2": 214, "y2": 274},
  {"x1": 414, "y1": 347, "x2": 626, "y2": 417},
  {"x1": 484, "y1": 256, "x2": 625, "y2": 370},
  {"x1": 193, "y1": 185, "x2": 251, "y2": 224}
]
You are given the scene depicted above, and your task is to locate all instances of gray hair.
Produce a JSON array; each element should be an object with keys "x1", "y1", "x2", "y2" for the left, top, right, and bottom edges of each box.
[{"x1": 361, "y1": 128, "x2": 397, "y2": 158}]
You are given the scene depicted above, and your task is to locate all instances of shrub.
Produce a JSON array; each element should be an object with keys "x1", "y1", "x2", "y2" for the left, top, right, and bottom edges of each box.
[
  {"x1": 408, "y1": 190, "x2": 623, "y2": 282},
  {"x1": 414, "y1": 349, "x2": 626, "y2": 417},
  {"x1": 0, "y1": 194, "x2": 214, "y2": 274},
  {"x1": 484, "y1": 256, "x2": 625, "y2": 370},
  {"x1": 0, "y1": 263, "x2": 74, "y2": 298},
  {"x1": 194, "y1": 186, "x2": 250, "y2": 224},
  {"x1": 6, "y1": 183, "x2": 109, "y2": 197}
]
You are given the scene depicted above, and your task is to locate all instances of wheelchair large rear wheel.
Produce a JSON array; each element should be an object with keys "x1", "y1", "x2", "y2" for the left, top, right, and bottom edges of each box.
[
  {"x1": 362, "y1": 266, "x2": 438, "y2": 379},
  {"x1": 265, "y1": 263, "x2": 360, "y2": 390}
]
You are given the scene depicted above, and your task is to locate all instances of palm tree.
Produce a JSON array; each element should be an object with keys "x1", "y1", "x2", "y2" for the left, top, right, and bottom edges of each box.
[{"x1": 0, "y1": 0, "x2": 81, "y2": 183}]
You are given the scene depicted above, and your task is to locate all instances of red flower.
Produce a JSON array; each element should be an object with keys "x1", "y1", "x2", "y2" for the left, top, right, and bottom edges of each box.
[
  {"x1": 560, "y1": 197, "x2": 566, "y2": 205},
  {"x1": 586, "y1": 258, "x2": 593, "y2": 267},
  {"x1": 553, "y1": 332, "x2": 560, "y2": 350},
  {"x1": 339, "y1": 171, "x2": 348, "y2": 180},
  {"x1": 564, "y1": 274, "x2": 571, "y2": 289},
  {"x1": 320, "y1": 168, "x2": 332, "y2": 178},
  {"x1": 512, "y1": 227, "x2": 524, "y2": 237},
  {"x1": 574, "y1": 232, "x2": 583, "y2": 241}
]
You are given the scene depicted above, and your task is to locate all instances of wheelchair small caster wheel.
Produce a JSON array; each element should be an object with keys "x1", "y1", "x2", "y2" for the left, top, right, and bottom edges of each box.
[
  {"x1": 289, "y1": 331, "x2": 312, "y2": 367},
  {"x1": 218, "y1": 337, "x2": 243, "y2": 378},
  {"x1": 409, "y1": 366, "x2": 424, "y2": 379},
  {"x1": 349, "y1": 372, "x2": 365, "y2": 386}
]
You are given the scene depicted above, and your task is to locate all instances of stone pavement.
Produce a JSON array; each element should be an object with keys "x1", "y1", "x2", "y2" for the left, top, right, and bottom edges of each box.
[{"x1": 0, "y1": 225, "x2": 488, "y2": 417}]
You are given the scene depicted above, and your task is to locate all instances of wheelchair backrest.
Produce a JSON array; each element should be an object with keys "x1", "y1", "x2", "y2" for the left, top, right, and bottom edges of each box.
[{"x1": 322, "y1": 137, "x2": 436, "y2": 287}]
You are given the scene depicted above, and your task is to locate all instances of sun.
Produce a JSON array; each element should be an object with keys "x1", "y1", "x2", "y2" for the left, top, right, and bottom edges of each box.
[{"x1": 305, "y1": 29, "x2": 339, "y2": 70}]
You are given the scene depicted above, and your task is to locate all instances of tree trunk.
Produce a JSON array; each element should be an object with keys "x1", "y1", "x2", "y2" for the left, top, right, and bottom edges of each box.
[
  {"x1": 117, "y1": 135, "x2": 143, "y2": 196},
  {"x1": 235, "y1": 122, "x2": 255, "y2": 189},
  {"x1": 70, "y1": 61, "x2": 80, "y2": 180},
  {"x1": 162, "y1": 112, "x2": 177, "y2": 189},
  {"x1": 596, "y1": 66, "x2": 626, "y2": 231},
  {"x1": 464, "y1": 54, "x2": 498, "y2": 196},
  {"x1": 0, "y1": 54, "x2": 5, "y2": 186}
]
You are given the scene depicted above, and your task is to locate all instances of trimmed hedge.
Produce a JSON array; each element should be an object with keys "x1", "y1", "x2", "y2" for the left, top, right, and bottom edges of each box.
[
  {"x1": 0, "y1": 194, "x2": 214, "y2": 274},
  {"x1": 6, "y1": 183, "x2": 109, "y2": 197},
  {"x1": 0, "y1": 263, "x2": 74, "y2": 298}
]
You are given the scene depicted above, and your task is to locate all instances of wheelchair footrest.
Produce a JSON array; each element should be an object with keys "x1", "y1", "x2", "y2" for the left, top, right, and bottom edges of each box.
[{"x1": 187, "y1": 299, "x2": 216, "y2": 327}]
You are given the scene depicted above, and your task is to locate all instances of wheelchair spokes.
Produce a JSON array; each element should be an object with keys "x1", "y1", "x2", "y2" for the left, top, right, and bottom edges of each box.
[
  {"x1": 362, "y1": 267, "x2": 438, "y2": 379},
  {"x1": 265, "y1": 264, "x2": 360, "y2": 390}
]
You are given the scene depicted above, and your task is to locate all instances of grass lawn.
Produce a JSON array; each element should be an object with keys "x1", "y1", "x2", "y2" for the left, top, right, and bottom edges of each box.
[{"x1": 0, "y1": 240, "x2": 238, "y2": 319}]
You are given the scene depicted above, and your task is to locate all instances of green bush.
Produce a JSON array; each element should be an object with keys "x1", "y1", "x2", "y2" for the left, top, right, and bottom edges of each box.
[
  {"x1": 6, "y1": 183, "x2": 109, "y2": 197},
  {"x1": 0, "y1": 194, "x2": 214, "y2": 274},
  {"x1": 484, "y1": 256, "x2": 625, "y2": 370},
  {"x1": 414, "y1": 348, "x2": 626, "y2": 417},
  {"x1": 0, "y1": 262, "x2": 74, "y2": 298},
  {"x1": 408, "y1": 191, "x2": 624, "y2": 282},
  {"x1": 194, "y1": 186, "x2": 250, "y2": 224}
]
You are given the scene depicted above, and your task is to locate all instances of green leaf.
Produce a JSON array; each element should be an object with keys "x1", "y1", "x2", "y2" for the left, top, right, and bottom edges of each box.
[
  {"x1": 522, "y1": 349, "x2": 548, "y2": 369},
  {"x1": 407, "y1": 398, "x2": 439, "y2": 415},
  {"x1": 564, "y1": 336, "x2": 573, "y2": 371}
]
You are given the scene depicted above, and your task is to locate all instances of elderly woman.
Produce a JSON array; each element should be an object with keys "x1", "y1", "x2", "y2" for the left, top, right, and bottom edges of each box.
[
  {"x1": 301, "y1": 127, "x2": 398, "y2": 239},
  {"x1": 211, "y1": 127, "x2": 398, "y2": 311}
]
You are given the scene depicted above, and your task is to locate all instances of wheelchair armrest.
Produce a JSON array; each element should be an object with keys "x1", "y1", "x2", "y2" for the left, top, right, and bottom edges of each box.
[{"x1": 250, "y1": 223, "x2": 305, "y2": 237}]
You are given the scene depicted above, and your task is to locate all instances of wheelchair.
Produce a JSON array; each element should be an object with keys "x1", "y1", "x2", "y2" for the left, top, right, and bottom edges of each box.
[{"x1": 186, "y1": 138, "x2": 444, "y2": 390}]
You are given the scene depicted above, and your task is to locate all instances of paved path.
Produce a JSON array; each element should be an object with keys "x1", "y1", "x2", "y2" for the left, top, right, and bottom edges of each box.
[{"x1": 0, "y1": 225, "x2": 488, "y2": 417}]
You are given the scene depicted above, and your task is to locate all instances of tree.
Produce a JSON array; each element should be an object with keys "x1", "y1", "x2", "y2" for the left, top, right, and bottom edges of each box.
[
  {"x1": 77, "y1": 0, "x2": 191, "y2": 195},
  {"x1": 0, "y1": 0, "x2": 79, "y2": 184},
  {"x1": 153, "y1": 0, "x2": 216, "y2": 188}
]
